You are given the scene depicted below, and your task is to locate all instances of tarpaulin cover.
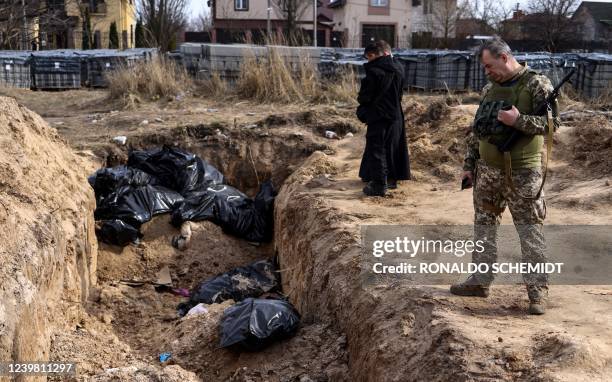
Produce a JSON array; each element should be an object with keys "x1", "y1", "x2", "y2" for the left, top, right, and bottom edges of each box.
[
  {"x1": 177, "y1": 259, "x2": 278, "y2": 316},
  {"x1": 89, "y1": 146, "x2": 275, "y2": 246},
  {"x1": 219, "y1": 298, "x2": 300, "y2": 351}
]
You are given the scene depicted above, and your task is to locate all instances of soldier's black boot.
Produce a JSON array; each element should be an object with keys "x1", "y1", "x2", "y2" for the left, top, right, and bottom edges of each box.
[
  {"x1": 528, "y1": 301, "x2": 545, "y2": 315},
  {"x1": 363, "y1": 180, "x2": 387, "y2": 196},
  {"x1": 450, "y1": 275, "x2": 490, "y2": 297},
  {"x1": 387, "y1": 178, "x2": 398, "y2": 189}
]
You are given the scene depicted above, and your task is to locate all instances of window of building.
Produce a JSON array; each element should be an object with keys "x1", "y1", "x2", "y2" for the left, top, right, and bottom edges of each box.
[
  {"x1": 234, "y1": 0, "x2": 248, "y2": 11},
  {"x1": 371, "y1": 0, "x2": 388, "y2": 6},
  {"x1": 130, "y1": 25, "x2": 134, "y2": 46},
  {"x1": 423, "y1": 0, "x2": 432, "y2": 14}
]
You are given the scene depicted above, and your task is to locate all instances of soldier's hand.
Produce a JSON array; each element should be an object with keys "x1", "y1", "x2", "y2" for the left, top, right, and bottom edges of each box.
[
  {"x1": 497, "y1": 106, "x2": 520, "y2": 126},
  {"x1": 461, "y1": 171, "x2": 473, "y2": 190}
]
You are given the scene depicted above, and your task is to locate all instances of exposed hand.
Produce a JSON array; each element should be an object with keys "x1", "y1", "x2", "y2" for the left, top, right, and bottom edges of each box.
[
  {"x1": 461, "y1": 171, "x2": 473, "y2": 189},
  {"x1": 497, "y1": 106, "x2": 520, "y2": 127}
]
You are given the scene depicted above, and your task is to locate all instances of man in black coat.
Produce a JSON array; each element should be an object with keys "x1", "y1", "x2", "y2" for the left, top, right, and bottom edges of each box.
[{"x1": 357, "y1": 41, "x2": 410, "y2": 196}]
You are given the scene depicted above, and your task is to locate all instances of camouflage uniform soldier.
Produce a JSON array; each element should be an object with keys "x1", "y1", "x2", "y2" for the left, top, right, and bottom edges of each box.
[{"x1": 450, "y1": 37, "x2": 560, "y2": 315}]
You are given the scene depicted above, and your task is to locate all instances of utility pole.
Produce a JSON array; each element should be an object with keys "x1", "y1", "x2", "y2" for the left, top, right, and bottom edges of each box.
[
  {"x1": 313, "y1": 0, "x2": 317, "y2": 47},
  {"x1": 267, "y1": 0, "x2": 272, "y2": 42},
  {"x1": 21, "y1": 0, "x2": 27, "y2": 50}
]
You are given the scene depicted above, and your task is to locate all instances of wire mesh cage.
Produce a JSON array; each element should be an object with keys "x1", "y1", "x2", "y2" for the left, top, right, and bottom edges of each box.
[
  {"x1": 30, "y1": 50, "x2": 81, "y2": 89},
  {"x1": 0, "y1": 52, "x2": 31, "y2": 88}
]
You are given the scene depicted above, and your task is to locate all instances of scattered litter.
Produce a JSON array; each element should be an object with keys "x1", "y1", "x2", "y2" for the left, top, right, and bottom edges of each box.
[
  {"x1": 324, "y1": 130, "x2": 340, "y2": 140},
  {"x1": 172, "y1": 288, "x2": 190, "y2": 297},
  {"x1": 245, "y1": 124, "x2": 258, "y2": 129},
  {"x1": 140, "y1": 120, "x2": 149, "y2": 125},
  {"x1": 154, "y1": 266, "x2": 173, "y2": 287},
  {"x1": 246, "y1": 112, "x2": 256, "y2": 116},
  {"x1": 92, "y1": 119, "x2": 98, "y2": 124},
  {"x1": 54, "y1": 121, "x2": 64, "y2": 125},
  {"x1": 112, "y1": 135, "x2": 127, "y2": 145},
  {"x1": 177, "y1": 259, "x2": 278, "y2": 316},
  {"x1": 219, "y1": 298, "x2": 300, "y2": 351},
  {"x1": 344, "y1": 132, "x2": 354, "y2": 138},
  {"x1": 206, "y1": 108, "x2": 218, "y2": 113},
  {"x1": 186, "y1": 303, "x2": 209, "y2": 316},
  {"x1": 159, "y1": 352, "x2": 172, "y2": 363},
  {"x1": 154, "y1": 117, "x2": 164, "y2": 123}
]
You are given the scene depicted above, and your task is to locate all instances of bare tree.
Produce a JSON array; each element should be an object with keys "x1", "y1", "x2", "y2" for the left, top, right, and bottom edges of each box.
[
  {"x1": 188, "y1": 10, "x2": 212, "y2": 32},
  {"x1": 425, "y1": 0, "x2": 466, "y2": 47},
  {"x1": 462, "y1": 0, "x2": 512, "y2": 33},
  {"x1": 274, "y1": 0, "x2": 310, "y2": 45},
  {"x1": 526, "y1": 0, "x2": 579, "y2": 51},
  {"x1": 138, "y1": 0, "x2": 188, "y2": 51},
  {"x1": 0, "y1": 0, "x2": 80, "y2": 49}
]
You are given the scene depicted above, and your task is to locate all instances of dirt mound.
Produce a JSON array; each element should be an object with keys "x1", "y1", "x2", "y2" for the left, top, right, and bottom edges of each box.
[
  {"x1": 0, "y1": 97, "x2": 97, "y2": 362},
  {"x1": 154, "y1": 300, "x2": 348, "y2": 381},
  {"x1": 567, "y1": 116, "x2": 612, "y2": 176},
  {"x1": 403, "y1": 97, "x2": 474, "y2": 182}
]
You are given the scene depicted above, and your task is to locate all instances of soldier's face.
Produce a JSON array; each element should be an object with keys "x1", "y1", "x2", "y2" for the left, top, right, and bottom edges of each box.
[{"x1": 481, "y1": 50, "x2": 510, "y2": 83}]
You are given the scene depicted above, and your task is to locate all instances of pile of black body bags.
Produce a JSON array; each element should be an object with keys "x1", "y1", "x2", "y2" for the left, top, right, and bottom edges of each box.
[
  {"x1": 178, "y1": 259, "x2": 300, "y2": 351},
  {"x1": 89, "y1": 146, "x2": 276, "y2": 246}
]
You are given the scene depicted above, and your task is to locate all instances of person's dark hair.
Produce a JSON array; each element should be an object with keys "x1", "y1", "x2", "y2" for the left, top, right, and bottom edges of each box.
[
  {"x1": 477, "y1": 36, "x2": 513, "y2": 59},
  {"x1": 364, "y1": 40, "x2": 389, "y2": 57}
]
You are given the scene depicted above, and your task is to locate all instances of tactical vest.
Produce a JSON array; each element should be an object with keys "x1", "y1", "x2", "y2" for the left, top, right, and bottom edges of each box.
[{"x1": 478, "y1": 68, "x2": 543, "y2": 169}]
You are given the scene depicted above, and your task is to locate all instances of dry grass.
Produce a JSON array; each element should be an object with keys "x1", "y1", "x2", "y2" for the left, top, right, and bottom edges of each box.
[
  {"x1": 107, "y1": 46, "x2": 358, "y2": 106},
  {"x1": 107, "y1": 57, "x2": 192, "y2": 105},
  {"x1": 196, "y1": 72, "x2": 229, "y2": 100},
  {"x1": 233, "y1": 47, "x2": 357, "y2": 105}
]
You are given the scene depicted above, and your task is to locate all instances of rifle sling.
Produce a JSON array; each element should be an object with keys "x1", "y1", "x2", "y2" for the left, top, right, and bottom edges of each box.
[{"x1": 503, "y1": 107, "x2": 553, "y2": 200}]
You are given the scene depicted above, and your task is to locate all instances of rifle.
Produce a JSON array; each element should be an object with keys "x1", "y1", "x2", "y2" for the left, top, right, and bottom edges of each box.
[{"x1": 496, "y1": 68, "x2": 576, "y2": 152}]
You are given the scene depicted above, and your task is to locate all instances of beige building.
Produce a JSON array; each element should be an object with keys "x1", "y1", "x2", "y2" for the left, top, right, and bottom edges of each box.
[
  {"x1": 68, "y1": 0, "x2": 137, "y2": 49},
  {"x1": 329, "y1": 0, "x2": 457, "y2": 48},
  {"x1": 210, "y1": 0, "x2": 335, "y2": 45},
  {"x1": 16, "y1": 0, "x2": 138, "y2": 50}
]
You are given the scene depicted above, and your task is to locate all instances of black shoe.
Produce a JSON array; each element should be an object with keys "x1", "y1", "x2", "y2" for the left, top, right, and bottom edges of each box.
[
  {"x1": 388, "y1": 179, "x2": 397, "y2": 189},
  {"x1": 450, "y1": 275, "x2": 490, "y2": 297},
  {"x1": 528, "y1": 301, "x2": 545, "y2": 315},
  {"x1": 363, "y1": 181, "x2": 387, "y2": 196}
]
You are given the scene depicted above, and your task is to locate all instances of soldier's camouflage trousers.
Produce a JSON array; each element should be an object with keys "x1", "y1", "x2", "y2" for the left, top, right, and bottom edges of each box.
[{"x1": 472, "y1": 160, "x2": 548, "y2": 302}]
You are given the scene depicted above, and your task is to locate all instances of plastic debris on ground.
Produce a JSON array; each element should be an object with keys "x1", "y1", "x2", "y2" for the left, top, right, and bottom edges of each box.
[
  {"x1": 186, "y1": 303, "x2": 209, "y2": 316},
  {"x1": 177, "y1": 259, "x2": 278, "y2": 317},
  {"x1": 112, "y1": 135, "x2": 127, "y2": 145},
  {"x1": 159, "y1": 352, "x2": 172, "y2": 362},
  {"x1": 88, "y1": 146, "x2": 275, "y2": 246},
  {"x1": 219, "y1": 297, "x2": 300, "y2": 351}
]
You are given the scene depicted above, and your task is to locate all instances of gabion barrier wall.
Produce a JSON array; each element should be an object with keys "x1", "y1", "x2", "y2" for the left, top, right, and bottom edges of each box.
[
  {"x1": 0, "y1": 48, "x2": 157, "y2": 90},
  {"x1": 0, "y1": 44, "x2": 609, "y2": 98}
]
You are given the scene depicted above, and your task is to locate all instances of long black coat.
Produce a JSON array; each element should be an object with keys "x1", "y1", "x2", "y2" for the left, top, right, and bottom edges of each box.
[{"x1": 357, "y1": 55, "x2": 410, "y2": 182}]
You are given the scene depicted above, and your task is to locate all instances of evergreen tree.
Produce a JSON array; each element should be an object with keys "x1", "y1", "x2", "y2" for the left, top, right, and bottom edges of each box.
[
  {"x1": 109, "y1": 21, "x2": 119, "y2": 49},
  {"x1": 82, "y1": 9, "x2": 92, "y2": 50},
  {"x1": 135, "y1": 19, "x2": 145, "y2": 48}
]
